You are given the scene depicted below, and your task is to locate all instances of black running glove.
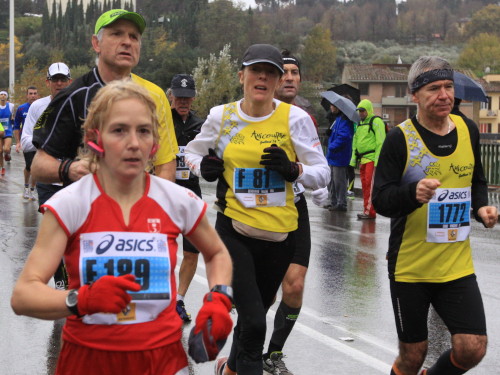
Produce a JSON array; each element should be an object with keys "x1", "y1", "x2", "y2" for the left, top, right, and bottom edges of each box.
[
  {"x1": 260, "y1": 144, "x2": 300, "y2": 182},
  {"x1": 200, "y1": 148, "x2": 224, "y2": 182}
]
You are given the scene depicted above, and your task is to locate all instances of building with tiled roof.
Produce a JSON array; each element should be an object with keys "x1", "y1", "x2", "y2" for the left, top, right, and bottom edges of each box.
[{"x1": 478, "y1": 75, "x2": 500, "y2": 133}]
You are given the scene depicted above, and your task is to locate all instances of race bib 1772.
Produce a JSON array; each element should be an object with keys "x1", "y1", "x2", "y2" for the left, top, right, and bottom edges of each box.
[{"x1": 427, "y1": 187, "x2": 471, "y2": 243}]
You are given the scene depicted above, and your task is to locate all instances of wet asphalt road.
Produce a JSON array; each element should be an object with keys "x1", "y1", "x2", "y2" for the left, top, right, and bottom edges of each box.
[{"x1": 1, "y1": 150, "x2": 500, "y2": 374}]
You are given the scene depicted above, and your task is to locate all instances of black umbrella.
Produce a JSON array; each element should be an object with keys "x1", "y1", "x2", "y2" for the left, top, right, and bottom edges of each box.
[
  {"x1": 321, "y1": 84, "x2": 361, "y2": 112},
  {"x1": 453, "y1": 72, "x2": 488, "y2": 103}
]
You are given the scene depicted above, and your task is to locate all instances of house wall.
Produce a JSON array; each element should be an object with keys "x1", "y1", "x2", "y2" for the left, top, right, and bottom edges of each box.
[{"x1": 479, "y1": 92, "x2": 500, "y2": 132}]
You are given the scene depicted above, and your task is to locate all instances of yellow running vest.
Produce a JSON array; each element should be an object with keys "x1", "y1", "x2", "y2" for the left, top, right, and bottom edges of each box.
[
  {"x1": 217, "y1": 101, "x2": 298, "y2": 233},
  {"x1": 396, "y1": 114, "x2": 475, "y2": 283}
]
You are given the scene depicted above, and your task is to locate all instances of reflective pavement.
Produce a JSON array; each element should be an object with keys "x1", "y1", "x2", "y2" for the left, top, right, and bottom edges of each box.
[{"x1": 1, "y1": 150, "x2": 499, "y2": 374}]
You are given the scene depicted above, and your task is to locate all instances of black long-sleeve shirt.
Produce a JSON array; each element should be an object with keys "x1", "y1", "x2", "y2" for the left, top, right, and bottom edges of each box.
[{"x1": 372, "y1": 115, "x2": 488, "y2": 221}]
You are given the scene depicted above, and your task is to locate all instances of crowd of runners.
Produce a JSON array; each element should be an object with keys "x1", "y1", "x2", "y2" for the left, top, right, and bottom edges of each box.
[{"x1": 3, "y1": 7, "x2": 498, "y2": 375}]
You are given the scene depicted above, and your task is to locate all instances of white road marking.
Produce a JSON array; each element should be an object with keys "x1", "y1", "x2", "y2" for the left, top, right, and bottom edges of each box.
[{"x1": 177, "y1": 258, "x2": 394, "y2": 373}]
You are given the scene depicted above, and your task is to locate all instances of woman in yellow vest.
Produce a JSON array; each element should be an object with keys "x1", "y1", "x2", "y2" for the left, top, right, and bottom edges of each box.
[
  {"x1": 185, "y1": 44, "x2": 329, "y2": 375},
  {"x1": 372, "y1": 56, "x2": 498, "y2": 375}
]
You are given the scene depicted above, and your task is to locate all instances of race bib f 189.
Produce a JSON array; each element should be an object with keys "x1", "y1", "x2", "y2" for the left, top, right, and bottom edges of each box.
[{"x1": 79, "y1": 231, "x2": 171, "y2": 325}]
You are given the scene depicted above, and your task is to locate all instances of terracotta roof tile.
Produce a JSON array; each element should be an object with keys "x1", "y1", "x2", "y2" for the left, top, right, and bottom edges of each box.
[
  {"x1": 344, "y1": 64, "x2": 499, "y2": 94},
  {"x1": 479, "y1": 79, "x2": 500, "y2": 92},
  {"x1": 344, "y1": 64, "x2": 410, "y2": 81}
]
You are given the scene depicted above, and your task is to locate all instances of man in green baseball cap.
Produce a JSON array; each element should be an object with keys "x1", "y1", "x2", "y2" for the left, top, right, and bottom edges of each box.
[
  {"x1": 32, "y1": 8, "x2": 178, "y2": 194},
  {"x1": 94, "y1": 9, "x2": 146, "y2": 35}
]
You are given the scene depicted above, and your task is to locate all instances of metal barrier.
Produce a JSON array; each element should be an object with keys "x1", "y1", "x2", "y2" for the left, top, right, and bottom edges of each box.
[
  {"x1": 481, "y1": 143, "x2": 500, "y2": 187},
  {"x1": 319, "y1": 128, "x2": 500, "y2": 187}
]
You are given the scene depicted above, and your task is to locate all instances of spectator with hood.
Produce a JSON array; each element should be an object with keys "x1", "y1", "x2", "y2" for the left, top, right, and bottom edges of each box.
[{"x1": 350, "y1": 99, "x2": 386, "y2": 219}]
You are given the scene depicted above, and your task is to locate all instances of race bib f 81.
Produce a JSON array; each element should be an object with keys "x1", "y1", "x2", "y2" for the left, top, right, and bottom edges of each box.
[
  {"x1": 233, "y1": 167, "x2": 286, "y2": 208},
  {"x1": 427, "y1": 187, "x2": 471, "y2": 243}
]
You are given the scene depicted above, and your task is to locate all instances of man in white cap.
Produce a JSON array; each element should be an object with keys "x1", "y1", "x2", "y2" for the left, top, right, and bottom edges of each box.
[
  {"x1": 21, "y1": 62, "x2": 72, "y2": 204},
  {"x1": 31, "y1": 9, "x2": 177, "y2": 188},
  {"x1": 21, "y1": 62, "x2": 73, "y2": 289},
  {"x1": 0, "y1": 90, "x2": 14, "y2": 176}
]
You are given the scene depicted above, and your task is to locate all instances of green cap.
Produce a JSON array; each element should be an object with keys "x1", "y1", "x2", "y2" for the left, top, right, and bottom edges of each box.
[{"x1": 94, "y1": 9, "x2": 146, "y2": 35}]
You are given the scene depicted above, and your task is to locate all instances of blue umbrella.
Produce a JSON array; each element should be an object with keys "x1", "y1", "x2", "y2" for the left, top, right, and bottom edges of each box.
[
  {"x1": 320, "y1": 91, "x2": 360, "y2": 123},
  {"x1": 453, "y1": 72, "x2": 488, "y2": 103}
]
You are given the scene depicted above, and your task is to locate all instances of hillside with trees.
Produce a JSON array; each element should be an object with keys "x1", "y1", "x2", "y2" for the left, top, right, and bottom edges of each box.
[{"x1": 1, "y1": 0, "x2": 499, "y2": 116}]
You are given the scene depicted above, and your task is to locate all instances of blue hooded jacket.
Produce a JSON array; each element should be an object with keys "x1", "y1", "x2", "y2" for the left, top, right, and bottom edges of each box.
[{"x1": 326, "y1": 113, "x2": 354, "y2": 167}]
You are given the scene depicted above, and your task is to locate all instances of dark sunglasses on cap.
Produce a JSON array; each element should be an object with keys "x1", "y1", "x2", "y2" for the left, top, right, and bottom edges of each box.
[{"x1": 49, "y1": 76, "x2": 70, "y2": 83}]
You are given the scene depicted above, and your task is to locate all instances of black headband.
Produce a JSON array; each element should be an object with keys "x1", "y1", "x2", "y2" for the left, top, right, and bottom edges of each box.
[
  {"x1": 410, "y1": 69, "x2": 454, "y2": 93},
  {"x1": 282, "y1": 56, "x2": 300, "y2": 70}
]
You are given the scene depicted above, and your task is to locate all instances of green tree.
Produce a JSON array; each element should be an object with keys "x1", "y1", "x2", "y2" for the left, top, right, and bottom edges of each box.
[
  {"x1": 0, "y1": 35, "x2": 24, "y2": 62},
  {"x1": 458, "y1": 33, "x2": 500, "y2": 75},
  {"x1": 301, "y1": 25, "x2": 336, "y2": 82},
  {"x1": 192, "y1": 44, "x2": 241, "y2": 118},
  {"x1": 15, "y1": 17, "x2": 42, "y2": 40},
  {"x1": 464, "y1": 4, "x2": 500, "y2": 38},
  {"x1": 196, "y1": 0, "x2": 249, "y2": 56},
  {"x1": 15, "y1": 60, "x2": 51, "y2": 101},
  {"x1": 41, "y1": 2, "x2": 51, "y2": 44},
  {"x1": 163, "y1": 0, "x2": 208, "y2": 48}
]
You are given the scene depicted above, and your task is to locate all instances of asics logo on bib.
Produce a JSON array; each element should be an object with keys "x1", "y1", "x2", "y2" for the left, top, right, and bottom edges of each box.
[
  {"x1": 96, "y1": 234, "x2": 156, "y2": 254},
  {"x1": 437, "y1": 189, "x2": 470, "y2": 202}
]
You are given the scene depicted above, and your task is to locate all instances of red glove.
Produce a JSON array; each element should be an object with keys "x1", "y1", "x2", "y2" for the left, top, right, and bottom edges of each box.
[
  {"x1": 188, "y1": 292, "x2": 233, "y2": 363},
  {"x1": 78, "y1": 274, "x2": 141, "y2": 315}
]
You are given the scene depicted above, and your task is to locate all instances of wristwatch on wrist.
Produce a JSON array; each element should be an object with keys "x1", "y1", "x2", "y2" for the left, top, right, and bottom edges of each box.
[
  {"x1": 65, "y1": 289, "x2": 80, "y2": 316},
  {"x1": 210, "y1": 284, "x2": 234, "y2": 303}
]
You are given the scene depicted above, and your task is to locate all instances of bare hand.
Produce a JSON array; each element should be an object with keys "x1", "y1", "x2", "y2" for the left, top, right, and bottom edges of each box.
[
  {"x1": 68, "y1": 159, "x2": 91, "y2": 182},
  {"x1": 15, "y1": 143, "x2": 21, "y2": 153},
  {"x1": 477, "y1": 206, "x2": 498, "y2": 228},
  {"x1": 416, "y1": 178, "x2": 441, "y2": 204}
]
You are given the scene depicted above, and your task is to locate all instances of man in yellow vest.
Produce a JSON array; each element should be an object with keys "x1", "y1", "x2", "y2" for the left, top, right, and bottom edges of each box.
[{"x1": 372, "y1": 56, "x2": 497, "y2": 375}]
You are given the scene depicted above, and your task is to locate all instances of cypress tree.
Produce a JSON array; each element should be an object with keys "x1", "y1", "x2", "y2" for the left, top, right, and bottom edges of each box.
[{"x1": 41, "y1": 2, "x2": 51, "y2": 44}]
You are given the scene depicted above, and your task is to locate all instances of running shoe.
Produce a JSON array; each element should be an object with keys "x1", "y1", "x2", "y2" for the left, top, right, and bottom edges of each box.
[
  {"x1": 263, "y1": 351, "x2": 294, "y2": 375},
  {"x1": 357, "y1": 213, "x2": 375, "y2": 220},
  {"x1": 214, "y1": 356, "x2": 228, "y2": 375},
  {"x1": 347, "y1": 190, "x2": 355, "y2": 200},
  {"x1": 23, "y1": 187, "x2": 30, "y2": 199},
  {"x1": 1, "y1": 167, "x2": 5, "y2": 176},
  {"x1": 176, "y1": 300, "x2": 191, "y2": 322},
  {"x1": 4, "y1": 153, "x2": 11, "y2": 161},
  {"x1": 29, "y1": 189, "x2": 37, "y2": 201},
  {"x1": 263, "y1": 356, "x2": 274, "y2": 374}
]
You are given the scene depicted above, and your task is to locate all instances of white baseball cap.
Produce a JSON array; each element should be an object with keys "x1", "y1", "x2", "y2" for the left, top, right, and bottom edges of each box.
[{"x1": 47, "y1": 62, "x2": 71, "y2": 79}]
